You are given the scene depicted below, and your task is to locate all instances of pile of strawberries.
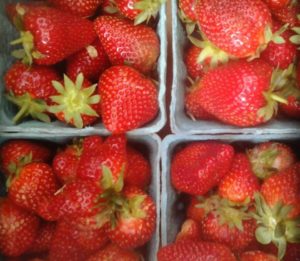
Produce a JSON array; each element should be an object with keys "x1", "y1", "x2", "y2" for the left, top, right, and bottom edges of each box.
[
  {"x1": 158, "y1": 141, "x2": 300, "y2": 260},
  {"x1": 4, "y1": 0, "x2": 163, "y2": 133},
  {"x1": 180, "y1": 0, "x2": 300, "y2": 127},
  {"x1": 0, "y1": 136, "x2": 156, "y2": 260}
]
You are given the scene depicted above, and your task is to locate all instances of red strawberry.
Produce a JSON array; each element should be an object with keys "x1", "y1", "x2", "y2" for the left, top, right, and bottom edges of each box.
[
  {"x1": 280, "y1": 95, "x2": 300, "y2": 119},
  {"x1": 0, "y1": 139, "x2": 52, "y2": 177},
  {"x1": 107, "y1": 187, "x2": 156, "y2": 248},
  {"x1": 48, "y1": 73, "x2": 101, "y2": 128},
  {"x1": 11, "y1": 6, "x2": 96, "y2": 65},
  {"x1": 86, "y1": 244, "x2": 141, "y2": 261},
  {"x1": 98, "y1": 66, "x2": 158, "y2": 133},
  {"x1": 176, "y1": 219, "x2": 201, "y2": 242},
  {"x1": 171, "y1": 142, "x2": 234, "y2": 195},
  {"x1": 82, "y1": 135, "x2": 103, "y2": 152},
  {"x1": 157, "y1": 241, "x2": 237, "y2": 261},
  {"x1": 48, "y1": 0, "x2": 103, "y2": 17},
  {"x1": 272, "y1": 3, "x2": 300, "y2": 27},
  {"x1": 0, "y1": 199, "x2": 40, "y2": 257},
  {"x1": 125, "y1": 146, "x2": 151, "y2": 189},
  {"x1": 247, "y1": 142, "x2": 296, "y2": 179},
  {"x1": 240, "y1": 250, "x2": 278, "y2": 261},
  {"x1": 8, "y1": 162, "x2": 59, "y2": 213},
  {"x1": 178, "y1": 0, "x2": 198, "y2": 22},
  {"x1": 196, "y1": 0, "x2": 272, "y2": 58},
  {"x1": 218, "y1": 153, "x2": 260, "y2": 203},
  {"x1": 94, "y1": 15, "x2": 159, "y2": 74},
  {"x1": 66, "y1": 40, "x2": 110, "y2": 82},
  {"x1": 186, "y1": 196, "x2": 206, "y2": 223},
  {"x1": 261, "y1": 21, "x2": 296, "y2": 69},
  {"x1": 4, "y1": 62, "x2": 60, "y2": 123},
  {"x1": 263, "y1": 0, "x2": 290, "y2": 10}
]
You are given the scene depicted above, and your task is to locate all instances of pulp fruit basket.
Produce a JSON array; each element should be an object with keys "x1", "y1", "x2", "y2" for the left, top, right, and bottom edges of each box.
[
  {"x1": 0, "y1": 0, "x2": 167, "y2": 135},
  {"x1": 0, "y1": 132, "x2": 161, "y2": 261}
]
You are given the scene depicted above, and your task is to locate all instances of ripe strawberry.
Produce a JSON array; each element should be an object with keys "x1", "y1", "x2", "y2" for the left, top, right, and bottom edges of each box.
[
  {"x1": 178, "y1": 0, "x2": 198, "y2": 22},
  {"x1": 48, "y1": 73, "x2": 101, "y2": 128},
  {"x1": 240, "y1": 250, "x2": 278, "y2": 261},
  {"x1": 8, "y1": 162, "x2": 59, "y2": 213},
  {"x1": 11, "y1": 6, "x2": 96, "y2": 65},
  {"x1": 107, "y1": 187, "x2": 156, "y2": 248},
  {"x1": 86, "y1": 244, "x2": 141, "y2": 261},
  {"x1": 175, "y1": 219, "x2": 201, "y2": 242},
  {"x1": 4, "y1": 62, "x2": 60, "y2": 123},
  {"x1": 94, "y1": 15, "x2": 159, "y2": 74},
  {"x1": 196, "y1": 0, "x2": 272, "y2": 58},
  {"x1": 66, "y1": 40, "x2": 110, "y2": 83},
  {"x1": 247, "y1": 142, "x2": 296, "y2": 179},
  {"x1": 48, "y1": 0, "x2": 103, "y2": 17},
  {"x1": 0, "y1": 139, "x2": 52, "y2": 177},
  {"x1": 0, "y1": 199, "x2": 40, "y2": 257},
  {"x1": 186, "y1": 196, "x2": 206, "y2": 223},
  {"x1": 280, "y1": 95, "x2": 300, "y2": 119},
  {"x1": 171, "y1": 142, "x2": 234, "y2": 195},
  {"x1": 218, "y1": 154, "x2": 260, "y2": 203},
  {"x1": 98, "y1": 66, "x2": 158, "y2": 133},
  {"x1": 157, "y1": 241, "x2": 237, "y2": 261},
  {"x1": 125, "y1": 146, "x2": 151, "y2": 189},
  {"x1": 263, "y1": 0, "x2": 290, "y2": 10},
  {"x1": 272, "y1": 3, "x2": 300, "y2": 27}
]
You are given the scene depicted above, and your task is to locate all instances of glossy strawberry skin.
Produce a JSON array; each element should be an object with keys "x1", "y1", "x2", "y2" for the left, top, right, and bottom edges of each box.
[
  {"x1": 196, "y1": 0, "x2": 272, "y2": 58},
  {"x1": 98, "y1": 66, "x2": 158, "y2": 133},
  {"x1": 94, "y1": 15, "x2": 159, "y2": 74},
  {"x1": 66, "y1": 40, "x2": 110, "y2": 82},
  {"x1": 0, "y1": 199, "x2": 40, "y2": 257},
  {"x1": 280, "y1": 96, "x2": 300, "y2": 119},
  {"x1": 115, "y1": 0, "x2": 141, "y2": 20},
  {"x1": 240, "y1": 250, "x2": 278, "y2": 261},
  {"x1": 179, "y1": 0, "x2": 198, "y2": 21},
  {"x1": 171, "y1": 142, "x2": 234, "y2": 195},
  {"x1": 157, "y1": 241, "x2": 237, "y2": 261},
  {"x1": 0, "y1": 139, "x2": 53, "y2": 177}
]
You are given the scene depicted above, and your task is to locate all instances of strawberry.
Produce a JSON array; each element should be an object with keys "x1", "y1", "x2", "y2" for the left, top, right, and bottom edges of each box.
[
  {"x1": 178, "y1": 0, "x2": 198, "y2": 22},
  {"x1": 94, "y1": 15, "x2": 159, "y2": 74},
  {"x1": 247, "y1": 142, "x2": 296, "y2": 179},
  {"x1": 107, "y1": 187, "x2": 156, "y2": 248},
  {"x1": 98, "y1": 66, "x2": 158, "y2": 133},
  {"x1": 157, "y1": 241, "x2": 237, "y2": 261},
  {"x1": 48, "y1": 73, "x2": 101, "y2": 128},
  {"x1": 125, "y1": 146, "x2": 151, "y2": 189},
  {"x1": 0, "y1": 199, "x2": 40, "y2": 257},
  {"x1": 8, "y1": 162, "x2": 59, "y2": 213},
  {"x1": 196, "y1": 0, "x2": 272, "y2": 58},
  {"x1": 82, "y1": 135, "x2": 103, "y2": 152},
  {"x1": 0, "y1": 139, "x2": 52, "y2": 177},
  {"x1": 280, "y1": 95, "x2": 300, "y2": 119},
  {"x1": 4, "y1": 62, "x2": 60, "y2": 123},
  {"x1": 171, "y1": 142, "x2": 234, "y2": 195},
  {"x1": 86, "y1": 244, "x2": 141, "y2": 261},
  {"x1": 186, "y1": 196, "x2": 206, "y2": 223},
  {"x1": 272, "y1": 3, "x2": 300, "y2": 27},
  {"x1": 240, "y1": 250, "x2": 278, "y2": 261},
  {"x1": 10, "y1": 5, "x2": 96, "y2": 65},
  {"x1": 66, "y1": 40, "x2": 110, "y2": 83},
  {"x1": 175, "y1": 219, "x2": 201, "y2": 242},
  {"x1": 48, "y1": 0, "x2": 103, "y2": 17}
]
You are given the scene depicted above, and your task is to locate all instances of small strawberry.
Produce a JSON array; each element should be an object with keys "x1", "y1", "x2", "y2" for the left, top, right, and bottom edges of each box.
[
  {"x1": 10, "y1": 5, "x2": 96, "y2": 65},
  {"x1": 263, "y1": 0, "x2": 290, "y2": 10},
  {"x1": 186, "y1": 196, "x2": 206, "y2": 223},
  {"x1": 157, "y1": 241, "x2": 237, "y2": 261},
  {"x1": 0, "y1": 199, "x2": 40, "y2": 257},
  {"x1": 8, "y1": 162, "x2": 59, "y2": 213},
  {"x1": 98, "y1": 66, "x2": 158, "y2": 133},
  {"x1": 0, "y1": 139, "x2": 52, "y2": 177},
  {"x1": 94, "y1": 15, "x2": 159, "y2": 74},
  {"x1": 175, "y1": 219, "x2": 201, "y2": 242},
  {"x1": 4, "y1": 62, "x2": 60, "y2": 123},
  {"x1": 48, "y1": 73, "x2": 101, "y2": 128},
  {"x1": 171, "y1": 142, "x2": 234, "y2": 195},
  {"x1": 48, "y1": 0, "x2": 103, "y2": 17},
  {"x1": 247, "y1": 142, "x2": 296, "y2": 179},
  {"x1": 66, "y1": 40, "x2": 110, "y2": 83},
  {"x1": 240, "y1": 250, "x2": 278, "y2": 261}
]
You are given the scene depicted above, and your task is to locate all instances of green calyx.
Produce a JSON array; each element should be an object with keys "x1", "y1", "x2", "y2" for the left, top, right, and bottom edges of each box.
[
  {"x1": 48, "y1": 73, "x2": 100, "y2": 129},
  {"x1": 290, "y1": 14, "x2": 300, "y2": 48},
  {"x1": 252, "y1": 193, "x2": 300, "y2": 260},
  {"x1": 6, "y1": 92, "x2": 51, "y2": 123},
  {"x1": 133, "y1": 0, "x2": 166, "y2": 25}
]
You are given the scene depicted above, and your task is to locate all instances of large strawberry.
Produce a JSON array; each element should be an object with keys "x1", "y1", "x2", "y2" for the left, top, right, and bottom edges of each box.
[
  {"x1": 171, "y1": 142, "x2": 234, "y2": 195},
  {"x1": 94, "y1": 15, "x2": 159, "y2": 74},
  {"x1": 48, "y1": 0, "x2": 103, "y2": 17},
  {"x1": 196, "y1": 0, "x2": 272, "y2": 58},
  {"x1": 4, "y1": 62, "x2": 60, "y2": 123},
  {"x1": 98, "y1": 66, "x2": 158, "y2": 133},
  {"x1": 157, "y1": 241, "x2": 237, "y2": 261},
  {"x1": 10, "y1": 5, "x2": 96, "y2": 65},
  {"x1": 0, "y1": 199, "x2": 40, "y2": 257}
]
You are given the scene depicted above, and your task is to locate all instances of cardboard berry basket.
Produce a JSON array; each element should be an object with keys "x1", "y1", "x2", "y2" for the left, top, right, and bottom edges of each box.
[
  {"x1": 0, "y1": 132, "x2": 161, "y2": 261},
  {"x1": 0, "y1": 0, "x2": 167, "y2": 135},
  {"x1": 170, "y1": 0, "x2": 300, "y2": 135},
  {"x1": 161, "y1": 133, "x2": 300, "y2": 246}
]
